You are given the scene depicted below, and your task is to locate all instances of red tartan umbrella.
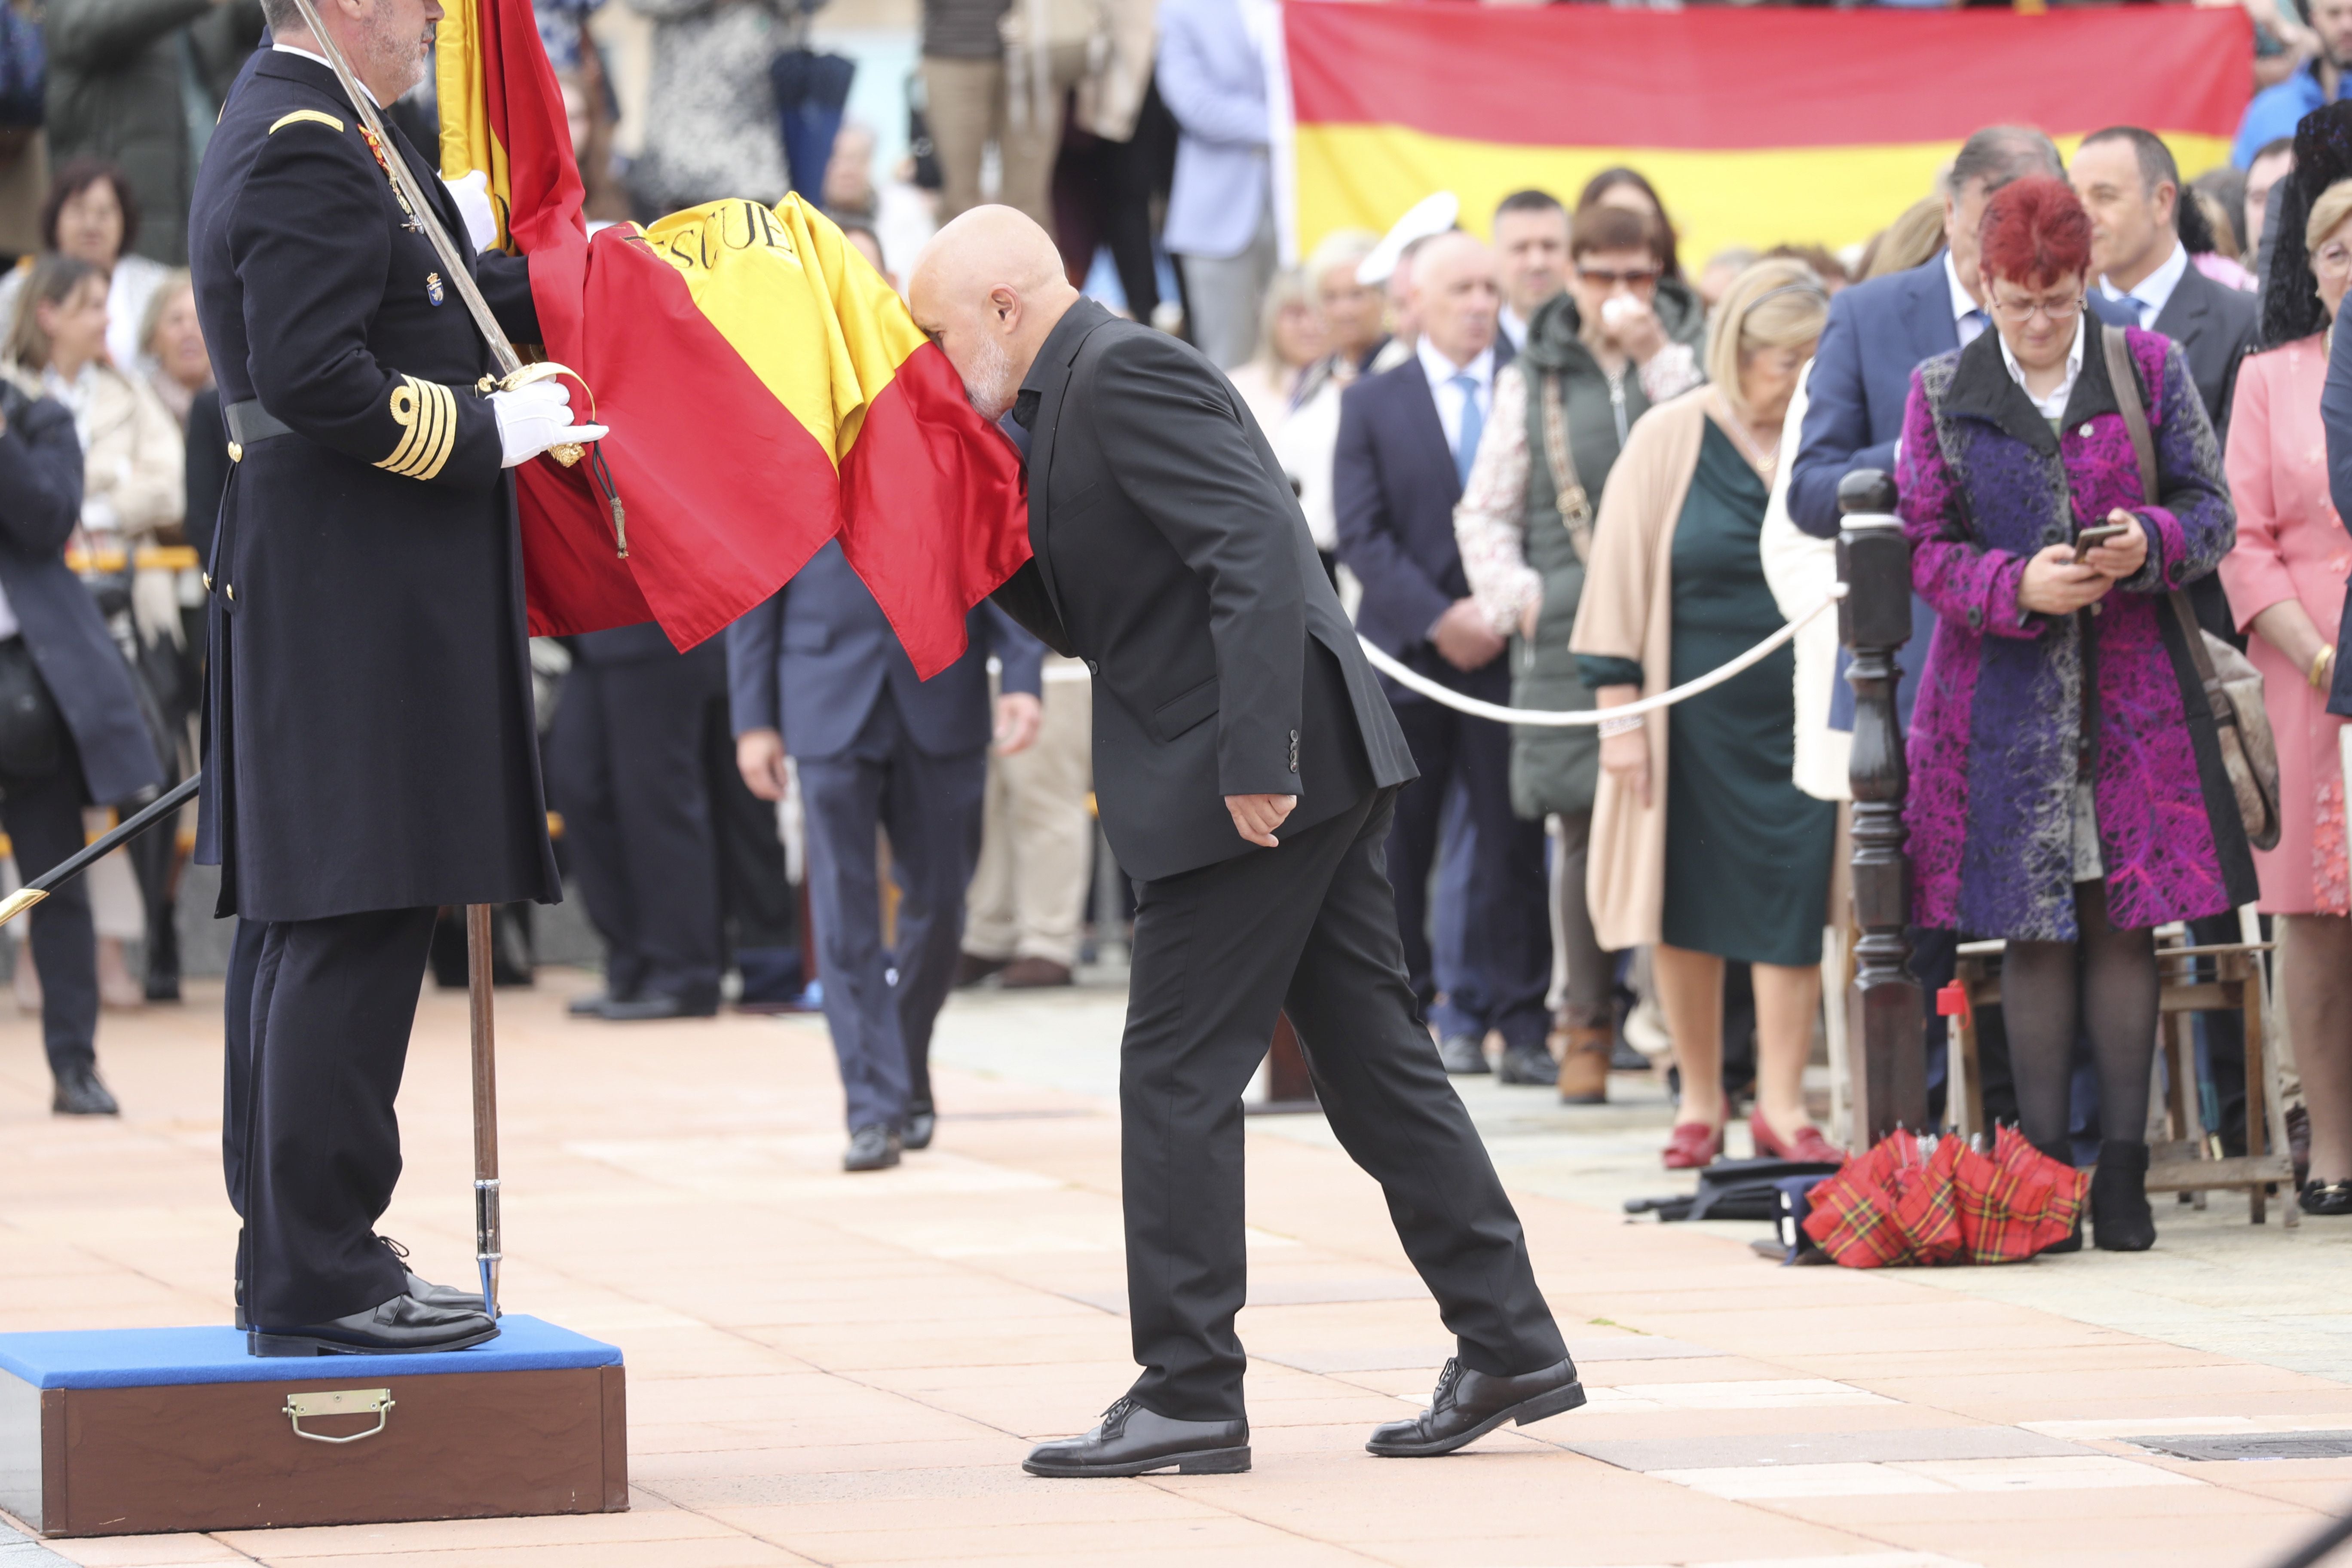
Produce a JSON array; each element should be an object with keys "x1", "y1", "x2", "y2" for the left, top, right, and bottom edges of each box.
[{"x1": 1801, "y1": 1127, "x2": 2087, "y2": 1268}]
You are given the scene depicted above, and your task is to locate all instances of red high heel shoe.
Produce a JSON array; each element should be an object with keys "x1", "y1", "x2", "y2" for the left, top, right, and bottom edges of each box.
[
  {"x1": 1751, "y1": 1109, "x2": 1843, "y2": 1164},
  {"x1": 1662, "y1": 1120, "x2": 1724, "y2": 1169}
]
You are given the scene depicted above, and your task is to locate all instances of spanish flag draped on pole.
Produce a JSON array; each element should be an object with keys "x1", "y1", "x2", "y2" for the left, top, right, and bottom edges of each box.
[
  {"x1": 435, "y1": 0, "x2": 1029, "y2": 675},
  {"x1": 1279, "y1": 3, "x2": 2252, "y2": 269}
]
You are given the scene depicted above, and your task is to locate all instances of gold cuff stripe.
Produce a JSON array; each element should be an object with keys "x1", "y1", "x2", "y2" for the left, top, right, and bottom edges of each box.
[
  {"x1": 268, "y1": 109, "x2": 345, "y2": 136},
  {"x1": 376, "y1": 376, "x2": 457, "y2": 481}
]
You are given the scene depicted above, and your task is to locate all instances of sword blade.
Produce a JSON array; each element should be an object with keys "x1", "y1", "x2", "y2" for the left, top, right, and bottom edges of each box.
[{"x1": 276, "y1": 0, "x2": 521, "y2": 380}]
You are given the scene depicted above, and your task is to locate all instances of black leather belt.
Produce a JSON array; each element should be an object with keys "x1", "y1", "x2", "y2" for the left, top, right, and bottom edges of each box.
[{"x1": 223, "y1": 399, "x2": 292, "y2": 459}]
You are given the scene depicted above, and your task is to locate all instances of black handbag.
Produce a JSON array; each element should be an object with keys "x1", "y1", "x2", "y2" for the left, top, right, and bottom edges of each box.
[{"x1": 0, "y1": 634, "x2": 65, "y2": 777}]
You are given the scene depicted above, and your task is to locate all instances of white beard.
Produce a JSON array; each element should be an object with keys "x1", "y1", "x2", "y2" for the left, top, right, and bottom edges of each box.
[{"x1": 960, "y1": 334, "x2": 1018, "y2": 420}]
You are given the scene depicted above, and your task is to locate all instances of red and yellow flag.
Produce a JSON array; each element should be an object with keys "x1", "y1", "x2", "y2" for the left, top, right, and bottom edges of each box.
[
  {"x1": 435, "y1": 0, "x2": 1029, "y2": 675},
  {"x1": 1282, "y1": 3, "x2": 2253, "y2": 268}
]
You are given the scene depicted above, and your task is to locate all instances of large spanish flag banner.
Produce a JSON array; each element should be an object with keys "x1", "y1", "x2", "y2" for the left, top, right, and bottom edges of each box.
[
  {"x1": 1281, "y1": 3, "x2": 2252, "y2": 269},
  {"x1": 436, "y1": 0, "x2": 1029, "y2": 674}
]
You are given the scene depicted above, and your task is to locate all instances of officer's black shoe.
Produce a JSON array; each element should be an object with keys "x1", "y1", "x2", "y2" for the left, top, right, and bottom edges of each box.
[
  {"x1": 248, "y1": 1293, "x2": 500, "y2": 1356},
  {"x1": 1022, "y1": 1396, "x2": 1250, "y2": 1477},
  {"x1": 567, "y1": 991, "x2": 623, "y2": 1017},
  {"x1": 844, "y1": 1124, "x2": 901, "y2": 1172},
  {"x1": 52, "y1": 1066, "x2": 119, "y2": 1117},
  {"x1": 904, "y1": 1103, "x2": 937, "y2": 1151},
  {"x1": 378, "y1": 1236, "x2": 485, "y2": 1312},
  {"x1": 1437, "y1": 1033, "x2": 1490, "y2": 1075},
  {"x1": 595, "y1": 992, "x2": 717, "y2": 1022},
  {"x1": 1366, "y1": 1357, "x2": 1586, "y2": 1457}
]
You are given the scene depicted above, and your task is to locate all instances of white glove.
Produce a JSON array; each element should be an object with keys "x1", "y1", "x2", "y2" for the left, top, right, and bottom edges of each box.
[
  {"x1": 490, "y1": 380, "x2": 609, "y2": 468},
  {"x1": 443, "y1": 169, "x2": 499, "y2": 254}
]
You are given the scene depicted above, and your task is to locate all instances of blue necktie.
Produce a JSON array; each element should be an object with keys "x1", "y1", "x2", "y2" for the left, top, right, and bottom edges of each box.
[
  {"x1": 1958, "y1": 306, "x2": 1989, "y2": 346},
  {"x1": 1451, "y1": 372, "x2": 1483, "y2": 488},
  {"x1": 2123, "y1": 294, "x2": 2151, "y2": 328}
]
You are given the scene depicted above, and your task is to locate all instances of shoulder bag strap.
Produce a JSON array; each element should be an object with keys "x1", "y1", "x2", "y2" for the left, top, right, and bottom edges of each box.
[
  {"x1": 1539, "y1": 371, "x2": 1593, "y2": 564},
  {"x1": 2100, "y1": 322, "x2": 2221, "y2": 696}
]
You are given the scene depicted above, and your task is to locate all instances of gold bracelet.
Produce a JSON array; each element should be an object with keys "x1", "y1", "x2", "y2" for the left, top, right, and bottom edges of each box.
[{"x1": 2312, "y1": 645, "x2": 2337, "y2": 692}]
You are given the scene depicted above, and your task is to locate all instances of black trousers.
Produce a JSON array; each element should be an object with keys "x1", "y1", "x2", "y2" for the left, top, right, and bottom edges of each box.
[
  {"x1": 548, "y1": 650, "x2": 725, "y2": 1010},
  {"x1": 1386, "y1": 698, "x2": 1552, "y2": 1052},
  {"x1": 1122, "y1": 787, "x2": 1566, "y2": 1421},
  {"x1": 2, "y1": 756, "x2": 96, "y2": 1077},
  {"x1": 223, "y1": 906, "x2": 437, "y2": 1326}
]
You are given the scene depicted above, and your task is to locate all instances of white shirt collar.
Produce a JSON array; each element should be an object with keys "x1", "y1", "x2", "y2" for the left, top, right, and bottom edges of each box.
[
  {"x1": 1417, "y1": 337, "x2": 1494, "y2": 395},
  {"x1": 2099, "y1": 240, "x2": 2189, "y2": 327},
  {"x1": 1497, "y1": 303, "x2": 1528, "y2": 352},
  {"x1": 271, "y1": 42, "x2": 380, "y2": 105},
  {"x1": 1997, "y1": 313, "x2": 2087, "y2": 422},
  {"x1": 1945, "y1": 250, "x2": 1982, "y2": 325}
]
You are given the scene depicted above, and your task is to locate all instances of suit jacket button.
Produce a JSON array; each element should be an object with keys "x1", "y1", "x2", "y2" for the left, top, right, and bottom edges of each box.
[
  {"x1": 1086, "y1": 659, "x2": 1099, "y2": 675},
  {"x1": 2079, "y1": 423, "x2": 2095, "y2": 438}
]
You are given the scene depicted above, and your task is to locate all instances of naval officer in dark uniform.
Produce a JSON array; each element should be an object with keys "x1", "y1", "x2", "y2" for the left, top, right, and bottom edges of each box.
[{"x1": 189, "y1": 0, "x2": 605, "y2": 1354}]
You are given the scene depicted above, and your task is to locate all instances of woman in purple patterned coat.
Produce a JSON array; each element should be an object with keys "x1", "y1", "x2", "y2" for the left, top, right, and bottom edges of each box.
[{"x1": 1897, "y1": 176, "x2": 2256, "y2": 1253}]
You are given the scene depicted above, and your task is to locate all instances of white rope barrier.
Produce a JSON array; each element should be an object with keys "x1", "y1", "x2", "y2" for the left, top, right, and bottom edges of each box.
[{"x1": 1355, "y1": 584, "x2": 1848, "y2": 727}]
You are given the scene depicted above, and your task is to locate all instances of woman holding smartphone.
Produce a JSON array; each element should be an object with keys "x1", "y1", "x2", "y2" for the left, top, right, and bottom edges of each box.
[{"x1": 1896, "y1": 176, "x2": 2254, "y2": 1252}]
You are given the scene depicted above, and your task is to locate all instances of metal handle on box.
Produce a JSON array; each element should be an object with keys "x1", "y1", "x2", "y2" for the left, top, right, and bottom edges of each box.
[{"x1": 282, "y1": 1387, "x2": 395, "y2": 1444}]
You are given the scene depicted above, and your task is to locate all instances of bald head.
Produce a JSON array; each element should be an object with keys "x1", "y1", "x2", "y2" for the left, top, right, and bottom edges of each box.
[
  {"x1": 909, "y1": 205, "x2": 1079, "y2": 418},
  {"x1": 1409, "y1": 230, "x2": 1498, "y2": 368}
]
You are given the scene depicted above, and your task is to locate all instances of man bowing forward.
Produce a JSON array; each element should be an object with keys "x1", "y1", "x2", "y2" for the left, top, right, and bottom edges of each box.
[{"x1": 909, "y1": 207, "x2": 1581, "y2": 1477}]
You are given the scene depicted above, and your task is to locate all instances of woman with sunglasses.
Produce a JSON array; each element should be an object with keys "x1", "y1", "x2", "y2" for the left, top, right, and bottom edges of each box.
[
  {"x1": 1899, "y1": 175, "x2": 2252, "y2": 1251},
  {"x1": 2219, "y1": 177, "x2": 2352, "y2": 1218},
  {"x1": 1454, "y1": 199, "x2": 1704, "y2": 1103}
]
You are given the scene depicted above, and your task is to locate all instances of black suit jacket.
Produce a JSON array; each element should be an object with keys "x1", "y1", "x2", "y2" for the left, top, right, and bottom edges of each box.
[
  {"x1": 2145, "y1": 260, "x2": 2260, "y2": 644},
  {"x1": 2147, "y1": 260, "x2": 2259, "y2": 442},
  {"x1": 992, "y1": 299, "x2": 1416, "y2": 883}
]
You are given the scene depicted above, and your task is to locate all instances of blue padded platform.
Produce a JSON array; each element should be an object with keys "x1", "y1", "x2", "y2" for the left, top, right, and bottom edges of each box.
[{"x1": 0, "y1": 1315, "x2": 620, "y2": 1390}]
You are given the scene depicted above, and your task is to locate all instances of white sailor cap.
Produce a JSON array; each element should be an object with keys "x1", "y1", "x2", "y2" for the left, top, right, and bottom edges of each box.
[{"x1": 1356, "y1": 192, "x2": 1460, "y2": 287}]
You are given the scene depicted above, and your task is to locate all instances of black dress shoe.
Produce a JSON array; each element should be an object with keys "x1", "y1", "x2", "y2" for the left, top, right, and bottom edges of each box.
[
  {"x1": 378, "y1": 1236, "x2": 485, "y2": 1311},
  {"x1": 249, "y1": 1292, "x2": 500, "y2": 1356},
  {"x1": 1496, "y1": 1045, "x2": 1557, "y2": 1085},
  {"x1": 1023, "y1": 1396, "x2": 1250, "y2": 1477},
  {"x1": 595, "y1": 992, "x2": 717, "y2": 1021},
  {"x1": 2091, "y1": 1139, "x2": 2156, "y2": 1252},
  {"x1": 2300, "y1": 1179, "x2": 2352, "y2": 1216},
  {"x1": 52, "y1": 1065, "x2": 119, "y2": 1116},
  {"x1": 1367, "y1": 1356, "x2": 1585, "y2": 1457},
  {"x1": 568, "y1": 991, "x2": 624, "y2": 1017},
  {"x1": 904, "y1": 1104, "x2": 937, "y2": 1151},
  {"x1": 954, "y1": 952, "x2": 1009, "y2": 988},
  {"x1": 844, "y1": 1124, "x2": 902, "y2": 1171},
  {"x1": 1437, "y1": 1033, "x2": 1490, "y2": 1074}
]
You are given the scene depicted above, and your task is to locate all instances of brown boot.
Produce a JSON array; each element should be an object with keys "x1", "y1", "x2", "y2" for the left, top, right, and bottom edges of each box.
[{"x1": 1556, "y1": 1026, "x2": 1614, "y2": 1105}]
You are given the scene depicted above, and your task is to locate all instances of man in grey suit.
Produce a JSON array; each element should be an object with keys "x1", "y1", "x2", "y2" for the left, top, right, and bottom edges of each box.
[
  {"x1": 910, "y1": 206, "x2": 1579, "y2": 1480},
  {"x1": 2073, "y1": 124, "x2": 2264, "y2": 1159},
  {"x1": 2074, "y1": 126, "x2": 2260, "y2": 450},
  {"x1": 729, "y1": 543, "x2": 1044, "y2": 1172}
]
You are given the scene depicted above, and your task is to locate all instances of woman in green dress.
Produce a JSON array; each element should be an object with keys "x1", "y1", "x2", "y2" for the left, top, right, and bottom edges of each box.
[{"x1": 1568, "y1": 259, "x2": 1839, "y2": 1170}]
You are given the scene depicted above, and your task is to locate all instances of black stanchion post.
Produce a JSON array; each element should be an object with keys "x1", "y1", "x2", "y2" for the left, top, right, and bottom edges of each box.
[{"x1": 1838, "y1": 469, "x2": 1926, "y2": 1143}]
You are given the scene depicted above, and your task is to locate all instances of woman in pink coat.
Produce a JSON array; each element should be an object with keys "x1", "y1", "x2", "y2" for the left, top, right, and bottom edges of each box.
[{"x1": 2219, "y1": 177, "x2": 2352, "y2": 1218}]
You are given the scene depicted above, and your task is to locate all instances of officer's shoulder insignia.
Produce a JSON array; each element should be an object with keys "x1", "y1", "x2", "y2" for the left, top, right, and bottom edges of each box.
[
  {"x1": 267, "y1": 109, "x2": 346, "y2": 136},
  {"x1": 378, "y1": 374, "x2": 456, "y2": 482}
]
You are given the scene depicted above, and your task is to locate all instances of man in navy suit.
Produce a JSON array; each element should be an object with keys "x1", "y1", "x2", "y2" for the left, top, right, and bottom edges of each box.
[
  {"x1": 730, "y1": 542, "x2": 1045, "y2": 1171},
  {"x1": 1334, "y1": 230, "x2": 1553, "y2": 1085}
]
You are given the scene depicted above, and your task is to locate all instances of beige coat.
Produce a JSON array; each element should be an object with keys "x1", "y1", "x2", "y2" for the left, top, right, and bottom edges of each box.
[{"x1": 1565, "y1": 387, "x2": 1712, "y2": 951}]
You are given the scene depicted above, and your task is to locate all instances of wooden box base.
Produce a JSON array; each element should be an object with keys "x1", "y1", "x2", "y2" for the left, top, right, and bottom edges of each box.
[{"x1": 0, "y1": 1316, "x2": 626, "y2": 1537}]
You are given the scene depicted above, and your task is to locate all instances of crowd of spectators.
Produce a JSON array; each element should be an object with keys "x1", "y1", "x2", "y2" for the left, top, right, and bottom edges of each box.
[{"x1": 3, "y1": 0, "x2": 2350, "y2": 1231}]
